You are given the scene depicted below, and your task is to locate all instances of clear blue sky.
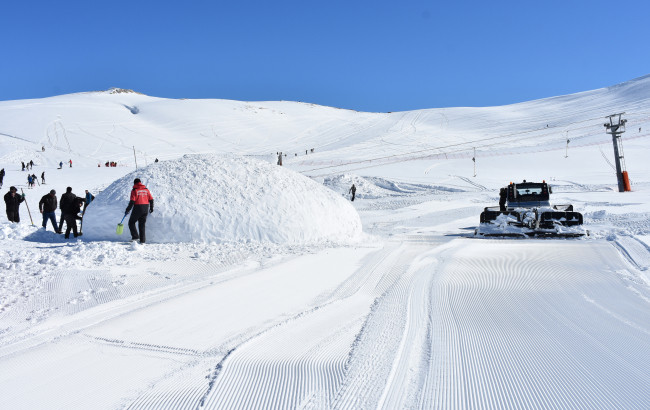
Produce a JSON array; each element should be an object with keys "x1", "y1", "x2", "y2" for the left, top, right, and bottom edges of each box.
[{"x1": 2, "y1": 0, "x2": 649, "y2": 112}]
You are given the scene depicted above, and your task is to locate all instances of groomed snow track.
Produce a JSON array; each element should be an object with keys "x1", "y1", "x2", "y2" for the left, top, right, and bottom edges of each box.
[{"x1": 2, "y1": 238, "x2": 650, "y2": 409}]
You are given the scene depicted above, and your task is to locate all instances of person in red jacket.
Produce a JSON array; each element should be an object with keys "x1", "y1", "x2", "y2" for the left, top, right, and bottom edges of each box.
[{"x1": 125, "y1": 178, "x2": 154, "y2": 243}]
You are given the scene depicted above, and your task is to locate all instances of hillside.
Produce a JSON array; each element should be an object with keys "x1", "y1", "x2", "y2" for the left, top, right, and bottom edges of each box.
[{"x1": 1, "y1": 75, "x2": 649, "y2": 179}]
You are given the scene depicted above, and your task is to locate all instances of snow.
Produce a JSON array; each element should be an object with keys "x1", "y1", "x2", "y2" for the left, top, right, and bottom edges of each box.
[
  {"x1": 1, "y1": 75, "x2": 650, "y2": 409},
  {"x1": 82, "y1": 154, "x2": 362, "y2": 244}
]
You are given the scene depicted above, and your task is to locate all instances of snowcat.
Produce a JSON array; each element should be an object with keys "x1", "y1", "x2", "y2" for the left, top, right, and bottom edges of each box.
[{"x1": 475, "y1": 180, "x2": 586, "y2": 238}]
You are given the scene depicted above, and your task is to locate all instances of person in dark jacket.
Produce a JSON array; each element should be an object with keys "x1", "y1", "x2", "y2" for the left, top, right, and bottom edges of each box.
[
  {"x1": 0, "y1": 168, "x2": 5, "y2": 188},
  {"x1": 41, "y1": 171, "x2": 45, "y2": 184},
  {"x1": 4, "y1": 186, "x2": 25, "y2": 223},
  {"x1": 39, "y1": 190, "x2": 60, "y2": 232},
  {"x1": 60, "y1": 187, "x2": 79, "y2": 238},
  {"x1": 349, "y1": 184, "x2": 357, "y2": 201},
  {"x1": 125, "y1": 178, "x2": 154, "y2": 243},
  {"x1": 499, "y1": 187, "x2": 507, "y2": 212}
]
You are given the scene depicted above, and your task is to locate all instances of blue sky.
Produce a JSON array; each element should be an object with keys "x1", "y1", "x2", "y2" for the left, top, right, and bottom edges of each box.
[{"x1": 1, "y1": 0, "x2": 649, "y2": 112}]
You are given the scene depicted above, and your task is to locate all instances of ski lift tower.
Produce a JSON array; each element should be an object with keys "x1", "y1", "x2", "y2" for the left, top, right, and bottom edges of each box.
[{"x1": 604, "y1": 113, "x2": 631, "y2": 192}]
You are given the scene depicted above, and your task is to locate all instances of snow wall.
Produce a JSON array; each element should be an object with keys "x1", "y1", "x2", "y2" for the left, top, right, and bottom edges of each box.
[{"x1": 83, "y1": 154, "x2": 362, "y2": 244}]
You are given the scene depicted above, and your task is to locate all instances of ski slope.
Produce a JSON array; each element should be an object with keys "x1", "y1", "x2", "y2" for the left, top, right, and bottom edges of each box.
[{"x1": 1, "y1": 77, "x2": 650, "y2": 409}]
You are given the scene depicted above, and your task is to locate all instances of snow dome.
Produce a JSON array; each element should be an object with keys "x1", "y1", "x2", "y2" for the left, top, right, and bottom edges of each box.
[{"x1": 82, "y1": 154, "x2": 362, "y2": 244}]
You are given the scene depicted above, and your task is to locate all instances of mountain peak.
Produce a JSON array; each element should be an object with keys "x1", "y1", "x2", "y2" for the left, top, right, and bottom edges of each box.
[{"x1": 105, "y1": 88, "x2": 142, "y2": 95}]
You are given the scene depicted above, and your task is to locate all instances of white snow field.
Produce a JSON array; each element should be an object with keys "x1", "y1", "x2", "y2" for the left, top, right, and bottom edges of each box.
[{"x1": 1, "y1": 76, "x2": 650, "y2": 409}]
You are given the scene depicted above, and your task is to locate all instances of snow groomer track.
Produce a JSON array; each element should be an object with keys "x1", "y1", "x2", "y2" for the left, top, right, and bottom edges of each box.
[{"x1": 3, "y1": 237, "x2": 650, "y2": 409}]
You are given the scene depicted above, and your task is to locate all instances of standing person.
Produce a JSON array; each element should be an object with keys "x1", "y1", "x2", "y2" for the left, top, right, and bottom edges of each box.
[
  {"x1": 29, "y1": 160, "x2": 34, "y2": 169},
  {"x1": 58, "y1": 161, "x2": 63, "y2": 169},
  {"x1": 69, "y1": 159, "x2": 72, "y2": 168},
  {"x1": 27, "y1": 174, "x2": 33, "y2": 188},
  {"x1": 349, "y1": 184, "x2": 357, "y2": 201},
  {"x1": 22, "y1": 161, "x2": 26, "y2": 171},
  {"x1": 0, "y1": 168, "x2": 5, "y2": 188},
  {"x1": 60, "y1": 187, "x2": 79, "y2": 239},
  {"x1": 499, "y1": 187, "x2": 507, "y2": 212},
  {"x1": 277, "y1": 152, "x2": 283, "y2": 166},
  {"x1": 125, "y1": 178, "x2": 154, "y2": 244},
  {"x1": 4, "y1": 186, "x2": 25, "y2": 223},
  {"x1": 39, "y1": 190, "x2": 60, "y2": 232},
  {"x1": 83, "y1": 189, "x2": 95, "y2": 214},
  {"x1": 31, "y1": 173, "x2": 38, "y2": 186},
  {"x1": 41, "y1": 171, "x2": 45, "y2": 184}
]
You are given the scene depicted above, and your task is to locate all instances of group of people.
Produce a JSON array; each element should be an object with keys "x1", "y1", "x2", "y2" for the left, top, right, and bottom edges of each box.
[
  {"x1": 4, "y1": 180, "x2": 95, "y2": 239},
  {"x1": 26, "y1": 173, "x2": 44, "y2": 188},
  {"x1": 36, "y1": 187, "x2": 91, "y2": 238},
  {"x1": 103, "y1": 161, "x2": 118, "y2": 167},
  {"x1": 277, "y1": 148, "x2": 316, "y2": 163},
  {"x1": 4, "y1": 178, "x2": 154, "y2": 244},
  {"x1": 21, "y1": 160, "x2": 34, "y2": 171}
]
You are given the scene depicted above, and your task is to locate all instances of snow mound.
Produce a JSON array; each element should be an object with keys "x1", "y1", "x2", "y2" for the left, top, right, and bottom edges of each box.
[
  {"x1": 323, "y1": 174, "x2": 464, "y2": 200},
  {"x1": 82, "y1": 154, "x2": 362, "y2": 244}
]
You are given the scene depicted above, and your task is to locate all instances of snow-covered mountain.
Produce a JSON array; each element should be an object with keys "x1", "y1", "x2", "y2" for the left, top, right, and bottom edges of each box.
[
  {"x1": 1, "y1": 75, "x2": 649, "y2": 171},
  {"x1": 1, "y1": 76, "x2": 650, "y2": 409}
]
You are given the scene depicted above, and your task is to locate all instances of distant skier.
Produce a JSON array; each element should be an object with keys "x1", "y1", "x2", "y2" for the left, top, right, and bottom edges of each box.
[
  {"x1": 499, "y1": 187, "x2": 507, "y2": 212},
  {"x1": 41, "y1": 171, "x2": 45, "y2": 184},
  {"x1": 58, "y1": 161, "x2": 63, "y2": 169},
  {"x1": 0, "y1": 168, "x2": 4, "y2": 188},
  {"x1": 60, "y1": 187, "x2": 79, "y2": 239},
  {"x1": 125, "y1": 178, "x2": 154, "y2": 244},
  {"x1": 27, "y1": 174, "x2": 33, "y2": 188},
  {"x1": 277, "y1": 152, "x2": 283, "y2": 166},
  {"x1": 29, "y1": 160, "x2": 34, "y2": 169},
  {"x1": 22, "y1": 161, "x2": 26, "y2": 171},
  {"x1": 4, "y1": 186, "x2": 25, "y2": 223},
  {"x1": 39, "y1": 190, "x2": 60, "y2": 233},
  {"x1": 69, "y1": 159, "x2": 72, "y2": 168},
  {"x1": 154, "y1": 158, "x2": 159, "y2": 163},
  {"x1": 349, "y1": 184, "x2": 357, "y2": 201}
]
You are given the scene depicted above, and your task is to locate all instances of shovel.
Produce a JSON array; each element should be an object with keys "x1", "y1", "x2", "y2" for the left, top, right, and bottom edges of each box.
[{"x1": 116, "y1": 214, "x2": 127, "y2": 235}]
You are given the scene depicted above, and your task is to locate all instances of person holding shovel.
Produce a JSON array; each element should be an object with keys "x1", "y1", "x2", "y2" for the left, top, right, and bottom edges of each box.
[
  {"x1": 4, "y1": 186, "x2": 25, "y2": 223},
  {"x1": 125, "y1": 178, "x2": 154, "y2": 244}
]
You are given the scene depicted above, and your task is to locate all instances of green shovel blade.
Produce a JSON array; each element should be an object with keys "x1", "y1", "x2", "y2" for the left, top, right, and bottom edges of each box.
[{"x1": 116, "y1": 223, "x2": 124, "y2": 235}]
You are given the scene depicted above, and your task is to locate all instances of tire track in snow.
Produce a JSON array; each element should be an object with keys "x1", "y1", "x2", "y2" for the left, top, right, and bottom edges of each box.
[
  {"x1": 190, "y1": 243, "x2": 412, "y2": 409},
  {"x1": 329, "y1": 244, "x2": 429, "y2": 409},
  {"x1": 124, "y1": 244, "x2": 400, "y2": 409}
]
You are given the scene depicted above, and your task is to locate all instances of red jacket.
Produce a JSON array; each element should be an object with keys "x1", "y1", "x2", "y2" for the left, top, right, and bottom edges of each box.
[
  {"x1": 125, "y1": 183, "x2": 154, "y2": 214},
  {"x1": 130, "y1": 183, "x2": 153, "y2": 205}
]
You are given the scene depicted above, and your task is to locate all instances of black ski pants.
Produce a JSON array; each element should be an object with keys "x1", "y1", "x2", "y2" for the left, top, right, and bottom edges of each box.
[
  {"x1": 128, "y1": 205, "x2": 149, "y2": 243},
  {"x1": 6, "y1": 211, "x2": 19, "y2": 223},
  {"x1": 63, "y1": 213, "x2": 78, "y2": 238}
]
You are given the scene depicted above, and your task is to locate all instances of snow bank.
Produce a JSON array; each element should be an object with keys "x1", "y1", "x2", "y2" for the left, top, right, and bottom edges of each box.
[
  {"x1": 323, "y1": 174, "x2": 463, "y2": 200},
  {"x1": 82, "y1": 154, "x2": 362, "y2": 244}
]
